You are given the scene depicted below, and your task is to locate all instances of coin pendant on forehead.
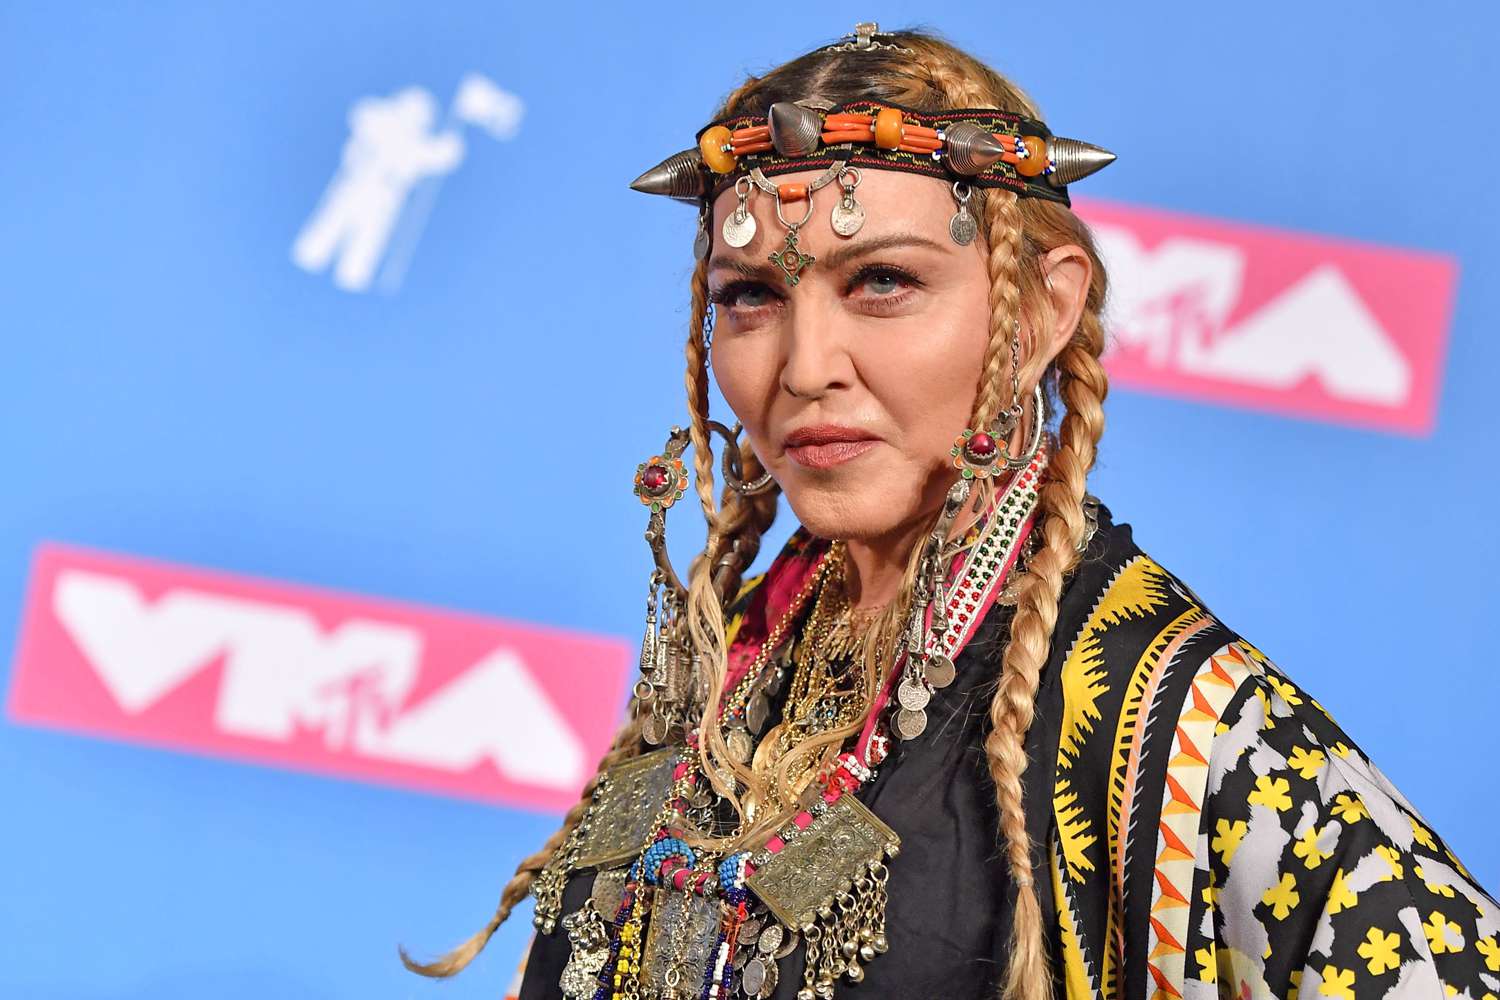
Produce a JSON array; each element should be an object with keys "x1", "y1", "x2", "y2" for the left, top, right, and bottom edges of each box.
[
  {"x1": 694, "y1": 222, "x2": 711, "y2": 260},
  {"x1": 896, "y1": 678, "x2": 931, "y2": 712},
  {"x1": 722, "y1": 208, "x2": 757, "y2": 248},
  {"x1": 756, "y1": 923, "x2": 784, "y2": 956},
  {"x1": 949, "y1": 206, "x2": 978, "y2": 246},
  {"x1": 746, "y1": 691, "x2": 771, "y2": 734},
  {"x1": 643, "y1": 713, "x2": 668, "y2": 746},
  {"x1": 830, "y1": 196, "x2": 865, "y2": 237},
  {"x1": 894, "y1": 707, "x2": 928, "y2": 741},
  {"x1": 924, "y1": 652, "x2": 956, "y2": 689}
]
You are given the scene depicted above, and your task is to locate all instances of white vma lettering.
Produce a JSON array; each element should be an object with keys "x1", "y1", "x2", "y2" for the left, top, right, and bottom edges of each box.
[
  {"x1": 51, "y1": 569, "x2": 584, "y2": 790},
  {"x1": 1096, "y1": 225, "x2": 1411, "y2": 406},
  {"x1": 368, "y1": 648, "x2": 585, "y2": 789}
]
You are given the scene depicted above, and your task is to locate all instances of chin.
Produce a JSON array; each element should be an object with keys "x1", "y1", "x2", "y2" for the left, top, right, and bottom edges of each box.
[{"x1": 779, "y1": 476, "x2": 925, "y2": 544}]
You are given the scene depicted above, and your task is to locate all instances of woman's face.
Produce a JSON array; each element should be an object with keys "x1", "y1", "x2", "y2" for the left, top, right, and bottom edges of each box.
[{"x1": 708, "y1": 168, "x2": 991, "y2": 545}]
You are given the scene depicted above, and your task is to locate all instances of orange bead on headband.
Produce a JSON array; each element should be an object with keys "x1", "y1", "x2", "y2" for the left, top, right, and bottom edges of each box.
[{"x1": 629, "y1": 96, "x2": 1115, "y2": 275}]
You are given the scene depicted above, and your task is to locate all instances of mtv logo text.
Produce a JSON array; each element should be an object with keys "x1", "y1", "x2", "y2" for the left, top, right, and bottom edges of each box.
[{"x1": 7, "y1": 544, "x2": 629, "y2": 810}]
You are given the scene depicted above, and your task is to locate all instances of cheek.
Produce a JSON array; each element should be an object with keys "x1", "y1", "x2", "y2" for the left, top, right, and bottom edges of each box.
[
  {"x1": 710, "y1": 330, "x2": 777, "y2": 432},
  {"x1": 864, "y1": 293, "x2": 990, "y2": 442}
]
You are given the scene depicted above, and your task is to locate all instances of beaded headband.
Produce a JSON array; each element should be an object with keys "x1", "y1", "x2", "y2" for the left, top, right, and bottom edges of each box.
[{"x1": 628, "y1": 24, "x2": 1115, "y2": 283}]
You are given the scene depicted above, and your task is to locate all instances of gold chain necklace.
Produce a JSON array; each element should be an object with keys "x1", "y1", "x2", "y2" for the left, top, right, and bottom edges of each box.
[{"x1": 745, "y1": 543, "x2": 873, "y2": 816}]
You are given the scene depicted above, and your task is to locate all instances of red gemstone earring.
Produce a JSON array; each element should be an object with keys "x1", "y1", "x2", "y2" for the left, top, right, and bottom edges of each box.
[
  {"x1": 952, "y1": 319, "x2": 1044, "y2": 478},
  {"x1": 951, "y1": 384, "x2": 1045, "y2": 479},
  {"x1": 634, "y1": 448, "x2": 689, "y2": 512}
]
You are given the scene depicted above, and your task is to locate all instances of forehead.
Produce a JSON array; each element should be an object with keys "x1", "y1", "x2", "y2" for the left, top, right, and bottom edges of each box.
[{"x1": 708, "y1": 167, "x2": 960, "y2": 264}]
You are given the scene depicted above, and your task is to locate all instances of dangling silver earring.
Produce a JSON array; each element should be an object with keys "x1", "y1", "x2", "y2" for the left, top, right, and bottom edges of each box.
[
  {"x1": 702, "y1": 301, "x2": 715, "y2": 369},
  {"x1": 631, "y1": 427, "x2": 692, "y2": 745},
  {"x1": 999, "y1": 317, "x2": 1044, "y2": 469},
  {"x1": 693, "y1": 199, "x2": 712, "y2": 261}
]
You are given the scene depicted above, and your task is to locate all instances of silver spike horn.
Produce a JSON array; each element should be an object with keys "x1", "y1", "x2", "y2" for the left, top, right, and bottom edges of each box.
[
  {"x1": 941, "y1": 121, "x2": 1007, "y2": 175},
  {"x1": 1045, "y1": 137, "x2": 1116, "y2": 187},
  {"x1": 629, "y1": 148, "x2": 709, "y2": 202},
  {"x1": 768, "y1": 101, "x2": 823, "y2": 158}
]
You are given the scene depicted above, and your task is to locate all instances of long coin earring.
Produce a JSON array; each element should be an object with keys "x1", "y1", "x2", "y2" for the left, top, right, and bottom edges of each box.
[
  {"x1": 722, "y1": 175, "x2": 757, "y2": 248},
  {"x1": 632, "y1": 429, "x2": 692, "y2": 744},
  {"x1": 892, "y1": 480, "x2": 970, "y2": 741}
]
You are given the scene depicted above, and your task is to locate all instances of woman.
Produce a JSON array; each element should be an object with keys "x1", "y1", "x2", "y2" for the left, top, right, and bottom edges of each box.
[{"x1": 403, "y1": 24, "x2": 1500, "y2": 1000}]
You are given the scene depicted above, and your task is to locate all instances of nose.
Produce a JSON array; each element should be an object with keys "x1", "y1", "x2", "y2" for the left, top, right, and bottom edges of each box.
[{"x1": 779, "y1": 297, "x2": 855, "y2": 400}]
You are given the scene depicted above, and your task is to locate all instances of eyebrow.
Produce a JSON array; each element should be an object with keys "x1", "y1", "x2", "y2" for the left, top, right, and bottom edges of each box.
[{"x1": 708, "y1": 233, "x2": 950, "y2": 278}]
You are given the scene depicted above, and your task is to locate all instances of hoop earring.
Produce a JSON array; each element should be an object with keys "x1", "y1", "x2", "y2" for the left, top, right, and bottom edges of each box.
[
  {"x1": 952, "y1": 384, "x2": 1044, "y2": 479},
  {"x1": 709, "y1": 420, "x2": 775, "y2": 495},
  {"x1": 952, "y1": 318, "x2": 1043, "y2": 477}
]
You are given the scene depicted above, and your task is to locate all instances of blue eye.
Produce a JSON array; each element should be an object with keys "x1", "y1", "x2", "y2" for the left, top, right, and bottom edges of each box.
[
  {"x1": 709, "y1": 280, "x2": 780, "y2": 311},
  {"x1": 850, "y1": 264, "x2": 920, "y2": 293},
  {"x1": 734, "y1": 285, "x2": 774, "y2": 308}
]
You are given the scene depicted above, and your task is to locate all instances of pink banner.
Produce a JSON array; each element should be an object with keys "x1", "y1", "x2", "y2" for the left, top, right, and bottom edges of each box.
[
  {"x1": 1074, "y1": 198, "x2": 1458, "y2": 435},
  {"x1": 7, "y1": 543, "x2": 632, "y2": 812}
]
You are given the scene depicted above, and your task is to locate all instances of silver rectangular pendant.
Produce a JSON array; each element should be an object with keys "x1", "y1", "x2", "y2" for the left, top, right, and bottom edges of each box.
[
  {"x1": 745, "y1": 794, "x2": 900, "y2": 930},
  {"x1": 641, "y1": 887, "x2": 723, "y2": 996},
  {"x1": 572, "y1": 747, "x2": 677, "y2": 870}
]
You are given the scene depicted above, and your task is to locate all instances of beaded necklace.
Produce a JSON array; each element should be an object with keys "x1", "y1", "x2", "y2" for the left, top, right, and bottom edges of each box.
[{"x1": 545, "y1": 448, "x2": 1047, "y2": 1000}]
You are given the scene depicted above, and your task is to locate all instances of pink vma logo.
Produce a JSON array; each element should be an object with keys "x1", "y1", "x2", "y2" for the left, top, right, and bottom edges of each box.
[
  {"x1": 6, "y1": 544, "x2": 632, "y2": 811},
  {"x1": 1075, "y1": 199, "x2": 1458, "y2": 434}
]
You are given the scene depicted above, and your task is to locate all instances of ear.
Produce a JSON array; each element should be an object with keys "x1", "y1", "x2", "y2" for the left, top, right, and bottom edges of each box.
[{"x1": 1031, "y1": 244, "x2": 1092, "y2": 373}]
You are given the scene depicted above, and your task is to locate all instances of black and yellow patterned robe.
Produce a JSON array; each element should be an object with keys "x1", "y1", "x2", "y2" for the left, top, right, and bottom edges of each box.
[
  {"x1": 518, "y1": 502, "x2": 1499, "y2": 998},
  {"x1": 1032, "y1": 504, "x2": 1499, "y2": 999}
]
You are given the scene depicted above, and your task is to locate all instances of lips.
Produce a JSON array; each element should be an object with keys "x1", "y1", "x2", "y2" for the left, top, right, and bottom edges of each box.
[{"x1": 783, "y1": 425, "x2": 879, "y2": 470}]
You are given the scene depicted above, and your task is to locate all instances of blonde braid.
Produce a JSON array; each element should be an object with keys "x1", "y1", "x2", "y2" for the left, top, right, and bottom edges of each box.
[
  {"x1": 686, "y1": 255, "x2": 719, "y2": 527},
  {"x1": 984, "y1": 197, "x2": 1108, "y2": 1000},
  {"x1": 973, "y1": 191, "x2": 1026, "y2": 427},
  {"x1": 886, "y1": 38, "x2": 1112, "y2": 1000},
  {"x1": 398, "y1": 711, "x2": 647, "y2": 977},
  {"x1": 710, "y1": 446, "x2": 781, "y2": 602}
]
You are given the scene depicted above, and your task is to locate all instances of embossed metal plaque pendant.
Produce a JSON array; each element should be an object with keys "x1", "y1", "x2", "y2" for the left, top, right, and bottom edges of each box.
[
  {"x1": 641, "y1": 888, "x2": 723, "y2": 993},
  {"x1": 572, "y1": 748, "x2": 677, "y2": 870},
  {"x1": 745, "y1": 794, "x2": 900, "y2": 929}
]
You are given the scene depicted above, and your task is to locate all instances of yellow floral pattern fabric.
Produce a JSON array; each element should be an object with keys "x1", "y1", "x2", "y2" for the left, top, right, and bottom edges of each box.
[{"x1": 1046, "y1": 550, "x2": 1500, "y2": 1000}]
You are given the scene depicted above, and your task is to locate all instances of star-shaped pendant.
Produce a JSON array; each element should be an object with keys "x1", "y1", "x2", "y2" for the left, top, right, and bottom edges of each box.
[{"x1": 770, "y1": 229, "x2": 815, "y2": 286}]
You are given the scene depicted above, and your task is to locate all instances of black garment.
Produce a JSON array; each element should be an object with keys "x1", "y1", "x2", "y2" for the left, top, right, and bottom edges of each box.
[{"x1": 519, "y1": 605, "x2": 1018, "y2": 999}]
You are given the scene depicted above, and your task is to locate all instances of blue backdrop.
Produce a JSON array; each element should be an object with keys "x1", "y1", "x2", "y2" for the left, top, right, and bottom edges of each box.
[{"x1": 2, "y1": 3, "x2": 1496, "y2": 996}]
